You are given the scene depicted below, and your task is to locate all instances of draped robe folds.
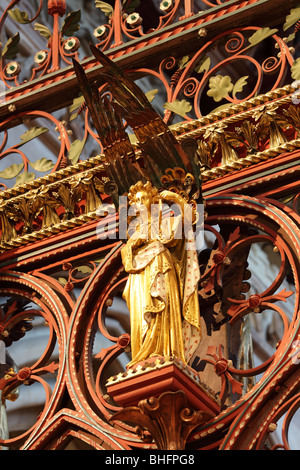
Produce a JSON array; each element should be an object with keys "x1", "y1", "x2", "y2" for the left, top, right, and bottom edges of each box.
[{"x1": 121, "y1": 215, "x2": 201, "y2": 367}]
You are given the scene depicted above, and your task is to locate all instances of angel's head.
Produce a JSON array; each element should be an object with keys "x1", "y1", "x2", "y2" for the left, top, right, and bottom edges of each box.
[{"x1": 127, "y1": 181, "x2": 160, "y2": 213}]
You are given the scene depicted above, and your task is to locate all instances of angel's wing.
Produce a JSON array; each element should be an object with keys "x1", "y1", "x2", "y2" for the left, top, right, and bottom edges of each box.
[
  {"x1": 73, "y1": 44, "x2": 202, "y2": 201},
  {"x1": 73, "y1": 57, "x2": 147, "y2": 198}
]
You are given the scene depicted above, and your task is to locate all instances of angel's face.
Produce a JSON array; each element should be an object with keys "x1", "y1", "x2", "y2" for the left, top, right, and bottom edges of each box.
[{"x1": 134, "y1": 191, "x2": 152, "y2": 213}]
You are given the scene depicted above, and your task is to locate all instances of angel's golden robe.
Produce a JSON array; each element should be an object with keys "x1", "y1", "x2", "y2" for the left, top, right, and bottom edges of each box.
[{"x1": 121, "y1": 215, "x2": 201, "y2": 367}]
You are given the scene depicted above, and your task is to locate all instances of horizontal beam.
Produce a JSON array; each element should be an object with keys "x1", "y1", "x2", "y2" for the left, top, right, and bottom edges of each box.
[{"x1": 0, "y1": 150, "x2": 298, "y2": 269}]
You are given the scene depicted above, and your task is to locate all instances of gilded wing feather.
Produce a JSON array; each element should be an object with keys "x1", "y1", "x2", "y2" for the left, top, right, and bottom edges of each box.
[{"x1": 73, "y1": 45, "x2": 202, "y2": 201}]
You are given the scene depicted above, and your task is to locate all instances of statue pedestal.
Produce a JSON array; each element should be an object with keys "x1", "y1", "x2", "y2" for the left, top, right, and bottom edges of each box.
[{"x1": 106, "y1": 356, "x2": 220, "y2": 415}]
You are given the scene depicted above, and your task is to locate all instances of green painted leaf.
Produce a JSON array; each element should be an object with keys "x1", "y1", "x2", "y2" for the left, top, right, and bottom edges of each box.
[
  {"x1": 145, "y1": 89, "x2": 158, "y2": 103},
  {"x1": 68, "y1": 138, "x2": 86, "y2": 165},
  {"x1": 19, "y1": 127, "x2": 49, "y2": 146},
  {"x1": 286, "y1": 32, "x2": 296, "y2": 43},
  {"x1": 29, "y1": 158, "x2": 54, "y2": 172},
  {"x1": 15, "y1": 171, "x2": 36, "y2": 186},
  {"x1": 233, "y1": 76, "x2": 249, "y2": 97},
  {"x1": 69, "y1": 94, "x2": 85, "y2": 113},
  {"x1": 1, "y1": 33, "x2": 20, "y2": 60},
  {"x1": 58, "y1": 277, "x2": 67, "y2": 286},
  {"x1": 248, "y1": 27, "x2": 278, "y2": 48},
  {"x1": 283, "y1": 6, "x2": 300, "y2": 31},
  {"x1": 7, "y1": 8, "x2": 30, "y2": 24},
  {"x1": 122, "y1": 0, "x2": 141, "y2": 14},
  {"x1": 95, "y1": 1, "x2": 114, "y2": 17},
  {"x1": 194, "y1": 56, "x2": 211, "y2": 74},
  {"x1": 0, "y1": 163, "x2": 24, "y2": 179},
  {"x1": 163, "y1": 99, "x2": 192, "y2": 117},
  {"x1": 178, "y1": 56, "x2": 189, "y2": 69},
  {"x1": 61, "y1": 10, "x2": 81, "y2": 37},
  {"x1": 207, "y1": 75, "x2": 233, "y2": 102},
  {"x1": 291, "y1": 57, "x2": 300, "y2": 80},
  {"x1": 76, "y1": 265, "x2": 93, "y2": 274},
  {"x1": 69, "y1": 113, "x2": 79, "y2": 122},
  {"x1": 34, "y1": 23, "x2": 52, "y2": 40}
]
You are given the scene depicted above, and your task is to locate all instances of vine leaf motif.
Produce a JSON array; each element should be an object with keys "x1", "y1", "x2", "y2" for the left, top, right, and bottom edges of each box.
[
  {"x1": 194, "y1": 55, "x2": 211, "y2": 74},
  {"x1": 247, "y1": 27, "x2": 278, "y2": 49},
  {"x1": 207, "y1": 75, "x2": 233, "y2": 102},
  {"x1": 18, "y1": 127, "x2": 49, "y2": 147},
  {"x1": 70, "y1": 94, "x2": 85, "y2": 113},
  {"x1": 0, "y1": 127, "x2": 50, "y2": 182},
  {"x1": 95, "y1": 1, "x2": 114, "y2": 17},
  {"x1": 145, "y1": 89, "x2": 159, "y2": 103},
  {"x1": 61, "y1": 10, "x2": 81, "y2": 37},
  {"x1": 122, "y1": 0, "x2": 141, "y2": 14},
  {"x1": 76, "y1": 265, "x2": 93, "y2": 274},
  {"x1": 110, "y1": 391, "x2": 214, "y2": 450},
  {"x1": 15, "y1": 171, "x2": 36, "y2": 187},
  {"x1": 291, "y1": 58, "x2": 300, "y2": 81},
  {"x1": 0, "y1": 164, "x2": 24, "y2": 180},
  {"x1": 7, "y1": 8, "x2": 30, "y2": 24},
  {"x1": 163, "y1": 99, "x2": 192, "y2": 117},
  {"x1": 29, "y1": 158, "x2": 55, "y2": 172},
  {"x1": 1, "y1": 33, "x2": 20, "y2": 60},
  {"x1": 232, "y1": 76, "x2": 249, "y2": 98},
  {"x1": 67, "y1": 138, "x2": 86, "y2": 165},
  {"x1": 228, "y1": 226, "x2": 241, "y2": 243},
  {"x1": 178, "y1": 55, "x2": 190, "y2": 69},
  {"x1": 69, "y1": 94, "x2": 85, "y2": 121},
  {"x1": 283, "y1": 6, "x2": 300, "y2": 31},
  {"x1": 34, "y1": 23, "x2": 52, "y2": 40}
]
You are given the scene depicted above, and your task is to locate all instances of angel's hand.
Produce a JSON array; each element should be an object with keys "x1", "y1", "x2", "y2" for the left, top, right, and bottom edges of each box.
[{"x1": 159, "y1": 190, "x2": 177, "y2": 202}]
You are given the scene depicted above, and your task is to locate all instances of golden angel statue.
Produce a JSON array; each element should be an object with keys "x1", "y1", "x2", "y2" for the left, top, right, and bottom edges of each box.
[
  {"x1": 73, "y1": 44, "x2": 202, "y2": 368},
  {"x1": 121, "y1": 181, "x2": 201, "y2": 367}
]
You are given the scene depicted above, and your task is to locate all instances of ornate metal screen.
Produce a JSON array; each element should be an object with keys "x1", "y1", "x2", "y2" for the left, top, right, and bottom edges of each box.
[{"x1": 0, "y1": 0, "x2": 299, "y2": 451}]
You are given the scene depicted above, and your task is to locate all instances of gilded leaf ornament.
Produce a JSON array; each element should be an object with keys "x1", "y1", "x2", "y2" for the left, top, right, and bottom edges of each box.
[{"x1": 207, "y1": 75, "x2": 234, "y2": 103}]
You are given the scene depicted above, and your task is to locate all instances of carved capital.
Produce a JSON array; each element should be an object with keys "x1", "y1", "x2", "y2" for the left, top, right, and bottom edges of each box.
[
  {"x1": 110, "y1": 390, "x2": 213, "y2": 450},
  {"x1": 48, "y1": 0, "x2": 66, "y2": 16}
]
